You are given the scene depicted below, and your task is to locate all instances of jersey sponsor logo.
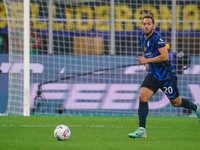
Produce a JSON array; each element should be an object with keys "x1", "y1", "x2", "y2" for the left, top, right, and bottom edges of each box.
[{"x1": 145, "y1": 52, "x2": 153, "y2": 58}]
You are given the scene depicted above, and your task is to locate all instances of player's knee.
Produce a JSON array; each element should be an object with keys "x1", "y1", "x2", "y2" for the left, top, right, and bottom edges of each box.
[
  {"x1": 171, "y1": 101, "x2": 181, "y2": 107},
  {"x1": 172, "y1": 103, "x2": 179, "y2": 107},
  {"x1": 170, "y1": 97, "x2": 182, "y2": 107},
  {"x1": 139, "y1": 94, "x2": 148, "y2": 102}
]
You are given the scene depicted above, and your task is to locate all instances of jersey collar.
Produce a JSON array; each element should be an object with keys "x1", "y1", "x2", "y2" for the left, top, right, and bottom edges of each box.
[{"x1": 143, "y1": 31, "x2": 155, "y2": 41}]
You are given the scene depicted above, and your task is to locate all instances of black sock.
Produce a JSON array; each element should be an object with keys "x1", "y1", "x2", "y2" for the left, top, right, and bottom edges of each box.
[
  {"x1": 180, "y1": 98, "x2": 197, "y2": 111},
  {"x1": 138, "y1": 102, "x2": 148, "y2": 128}
]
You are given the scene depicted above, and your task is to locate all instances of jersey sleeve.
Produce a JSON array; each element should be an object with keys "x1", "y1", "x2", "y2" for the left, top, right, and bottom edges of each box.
[{"x1": 156, "y1": 37, "x2": 166, "y2": 49}]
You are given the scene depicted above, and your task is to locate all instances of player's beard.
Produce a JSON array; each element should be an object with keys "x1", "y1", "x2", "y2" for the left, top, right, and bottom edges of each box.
[{"x1": 143, "y1": 27, "x2": 154, "y2": 36}]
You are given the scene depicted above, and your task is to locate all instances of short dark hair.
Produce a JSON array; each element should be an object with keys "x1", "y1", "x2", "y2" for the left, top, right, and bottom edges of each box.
[{"x1": 142, "y1": 15, "x2": 154, "y2": 24}]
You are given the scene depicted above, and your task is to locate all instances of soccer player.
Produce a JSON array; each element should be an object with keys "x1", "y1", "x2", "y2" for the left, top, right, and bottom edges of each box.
[
  {"x1": 128, "y1": 15, "x2": 200, "y2": 139},
  {"x1": 18, "y1": 21, "x2": 42, "y2": 54},
  {"x1": 0, "y1": 34, "x2": 7, "y2": 53}
]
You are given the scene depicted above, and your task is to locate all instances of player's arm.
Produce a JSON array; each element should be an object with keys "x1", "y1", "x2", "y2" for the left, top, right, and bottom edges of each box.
[{"x1": 137, "y1": 46, "x2": 169, "y2": 64}]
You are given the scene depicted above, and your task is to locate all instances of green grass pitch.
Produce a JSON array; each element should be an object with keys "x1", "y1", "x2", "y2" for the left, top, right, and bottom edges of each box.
[{"x1": 0, "y1": 116, "x2": 199, "y2": 150}]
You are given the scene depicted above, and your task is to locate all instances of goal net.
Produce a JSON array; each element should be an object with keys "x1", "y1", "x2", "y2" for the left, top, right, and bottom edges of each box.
[{"x1": 4, "y1": 0, "x2": 200, "y2": 116}]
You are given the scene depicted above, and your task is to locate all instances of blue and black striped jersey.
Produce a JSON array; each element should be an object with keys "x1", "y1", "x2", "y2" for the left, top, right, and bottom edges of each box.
[{"x1": 140, "y1": 32, "x2": 177, "y2": 81}]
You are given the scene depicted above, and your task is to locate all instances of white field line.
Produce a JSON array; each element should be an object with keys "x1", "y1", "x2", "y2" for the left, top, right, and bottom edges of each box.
[
  {"x1": 1, "y1": 124, "x2": 199, "y2": 129},
  {"x1": 0, "y1": 124, "x2": 127, "y2": 128}
]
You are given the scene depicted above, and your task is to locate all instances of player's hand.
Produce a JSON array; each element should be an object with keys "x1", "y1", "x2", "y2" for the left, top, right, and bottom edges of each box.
[
  {"x1": 145, "y1": 64, "x2": 149, "y2": 72},
  {"x1": 137, "y1": 56, "x2": 148, "y2": 65}
]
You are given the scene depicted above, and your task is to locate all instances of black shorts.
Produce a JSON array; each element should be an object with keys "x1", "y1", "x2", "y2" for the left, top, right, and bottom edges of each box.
[{"x1": 141, "y1": 74, "x2": 180, "y2": 99}]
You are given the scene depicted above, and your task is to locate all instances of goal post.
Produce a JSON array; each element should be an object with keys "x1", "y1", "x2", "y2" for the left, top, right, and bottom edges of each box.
[
  {"x1": 23, "y1": 0, "x2": 30, "y2": 116},
  {"x1": 3, "y1": 0, "x2": 30, "y2": 116},
  {"x1": 3, "y1": 0, "x2": 200, "y2": 116}
]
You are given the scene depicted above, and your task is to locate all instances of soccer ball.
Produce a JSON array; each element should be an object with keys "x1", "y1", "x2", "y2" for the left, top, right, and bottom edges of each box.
[{"x1": 54, "y1": 125, "x2": 71, "y2": 141}]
